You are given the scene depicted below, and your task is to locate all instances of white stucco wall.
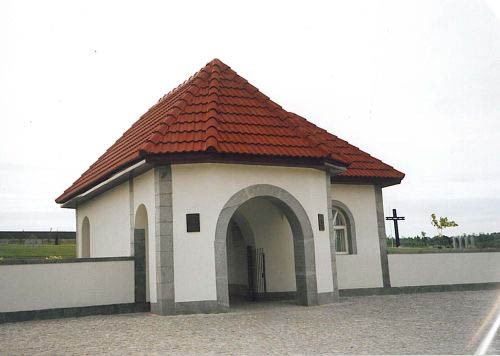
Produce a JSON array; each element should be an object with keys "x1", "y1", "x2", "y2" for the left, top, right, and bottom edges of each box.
[
  {"x1": 133, "y1": 169, "x2": 156, "y2": 303},
  {"x1": 77, "y1": 181, "x2": 131, "y2": 258},
  {"x1": 226, "y1": 222, "x2": 249, "y2": 288},
  {"x1": 74, "y1": 169, "x2": 156, "y2": 301},
  {"x1": 0, "y1": 260, "x2": 134, "y2": 312},
  {"x1": 389, "y1": 253, "x2": 500, "y2": 287},
  {"x1": 171, "y1": 163, "x2": 333, "y2": 303},
  {"x1": 332, "y1": 184, "x2": 384, "y2": 289}
]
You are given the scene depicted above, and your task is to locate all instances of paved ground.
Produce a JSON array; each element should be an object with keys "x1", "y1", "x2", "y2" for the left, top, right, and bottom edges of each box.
[{"x1": 0, "y1": 290, "x2": 499, "y2": 355}]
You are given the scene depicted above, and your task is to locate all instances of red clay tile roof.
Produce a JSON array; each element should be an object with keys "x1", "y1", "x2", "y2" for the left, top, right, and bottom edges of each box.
[{"x1": 56, "y1": 59, "x2": 404, "y2": 204}]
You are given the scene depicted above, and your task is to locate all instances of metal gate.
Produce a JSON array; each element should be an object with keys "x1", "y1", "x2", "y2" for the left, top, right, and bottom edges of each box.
[{"x1": 246, "y1": 247, "x2": 266, "y2": 301}]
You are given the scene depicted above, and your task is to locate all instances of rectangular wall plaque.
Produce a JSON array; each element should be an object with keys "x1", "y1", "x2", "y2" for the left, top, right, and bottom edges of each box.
[
  {"x1": 318, "y1": 214, "x2": 325, "y2": 231},
  {"x1": 186, "y1": 213, "x2": 200, "y2": 232}
]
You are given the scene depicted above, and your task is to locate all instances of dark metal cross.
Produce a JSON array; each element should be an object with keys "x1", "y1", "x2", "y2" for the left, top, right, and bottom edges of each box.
[{"x1": 386, "y1": 209, "x2": 405, "y2": 247}]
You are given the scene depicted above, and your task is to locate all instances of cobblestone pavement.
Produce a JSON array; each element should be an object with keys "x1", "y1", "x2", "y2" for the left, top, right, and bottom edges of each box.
[{"x1": 0, "y1": 290, "x2": 499, "y2": 355}]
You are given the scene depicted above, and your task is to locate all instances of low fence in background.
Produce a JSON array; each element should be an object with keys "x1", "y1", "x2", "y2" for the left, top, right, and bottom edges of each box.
[
  {"x1": 0, "y1": 231, "x2": 76, "y2": 245},
  {"x1": 388, "y1": 252, "x2": 500, "y2": 287}
]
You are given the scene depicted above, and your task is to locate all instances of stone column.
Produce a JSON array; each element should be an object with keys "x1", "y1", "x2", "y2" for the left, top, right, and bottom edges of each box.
[
  {"x1": 452, "y1": 237, "x2": 458, "y2": 249},
  {"x1": 325, "y1": 173, "x2": 340, "y2": 303},
  {"x1": 375, "y1": 186, "x2": 391, "y2": 288},
  {"x1": 464, "y1": 236, "x2": 469, "y2": 249},
  {"x1": 471, "y1": 235, "x2": 475, "y2": 248},
  {"x1": 458, "y1": 236, "x2": 464, "y2": 249},
  {"x1": 151, "y1": 166, "x2": 175, "y2": 315},
  {"x1": 129, "y1": 176, "x2": 135, "y2": 256},
  {"x1": 134, "y1": 228, "x2": 146, "y2": 303},
  {"x1": 75, "y1": 207, "x2": 80, "y2": 258}
]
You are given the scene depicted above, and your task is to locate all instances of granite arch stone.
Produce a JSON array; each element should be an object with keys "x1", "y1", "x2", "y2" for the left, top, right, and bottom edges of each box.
[{"x1": 214, "y1": 184, "x2": 318, "y2": 308}]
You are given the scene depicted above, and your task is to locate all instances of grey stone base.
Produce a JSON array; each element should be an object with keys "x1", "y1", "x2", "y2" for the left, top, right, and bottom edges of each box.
[
  {"x1": 317, "y1": 291, "x2": 339, "y2": 304},
  {"x1": 0, "y1": 302, "x2": 150, "y2": 324},
  {"x1": 231, "y1": 291, "x2": 339, "y2": 304},
  {"x1": 150, "y1": 301, "x2": 227, "y2": 315},
  {"x1": 228, "y1": 284, "x2": 248, "y2": 297},
  {"x1": 254, "y1": 291, "x2": 296, "y2": 301},
  {"x1": 150, "y1": 298, "x2": 175, "y2": 315},
  {"x1": 175, "y1": 301, "x2": 226, "y2": 314},
  {"x1": 339, "y1": 282, "x2": 500, "y2": 297}
]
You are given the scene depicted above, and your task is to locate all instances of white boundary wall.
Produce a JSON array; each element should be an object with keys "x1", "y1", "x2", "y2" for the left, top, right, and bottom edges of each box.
[
  {"x1": 389, "y1": 253, "x2": 500, "y2": 287},
  {"x1": 0, "y1": 260, "x2": 134, "y2": 312}
]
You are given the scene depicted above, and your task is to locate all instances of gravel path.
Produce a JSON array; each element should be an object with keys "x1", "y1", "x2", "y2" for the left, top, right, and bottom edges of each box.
[{"x1": 0, "y1": 290, "x2": 499, "y2": 355}]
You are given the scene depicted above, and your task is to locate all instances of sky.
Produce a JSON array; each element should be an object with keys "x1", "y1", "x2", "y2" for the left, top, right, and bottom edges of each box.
[{"x1": 1, "y1": 0, "x2": 499, "y2": 237}]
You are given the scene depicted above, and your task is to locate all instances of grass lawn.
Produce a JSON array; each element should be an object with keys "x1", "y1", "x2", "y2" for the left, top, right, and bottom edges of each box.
[{"x1": 0, "y1": 244, "x2": 76, "y2": 259}]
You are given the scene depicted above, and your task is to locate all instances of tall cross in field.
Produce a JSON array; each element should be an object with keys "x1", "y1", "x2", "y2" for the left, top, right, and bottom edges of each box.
[{"x1": 385, "y1": 209, "x2": 405, "y2": 247}]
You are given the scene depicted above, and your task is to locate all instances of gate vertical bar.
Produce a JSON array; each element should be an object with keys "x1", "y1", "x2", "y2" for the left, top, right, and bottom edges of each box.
[
  {"x1": 262, "y1": 252, "x2": 267, "y2": 293},
  {"x1": 246, "y1": 246, "x2": 256, "y2": 301}
]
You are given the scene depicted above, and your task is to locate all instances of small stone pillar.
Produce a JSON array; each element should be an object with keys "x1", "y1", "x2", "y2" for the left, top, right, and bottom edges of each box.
[
  {"x1": 134, "y1": 229, "x2": 146, "y2": 303},
  {"x1": 464, "y1": 236, "x2": 469, "y2": 249},
  {"x1": 458, "y1": 236, "x2": 464, "y2": 249},
  {"x1": 452, "y1": 237, "x2": 458, "y2": 249},
  {"x1": 470, "y1": 235, "x2": 475, "y2": 248}
]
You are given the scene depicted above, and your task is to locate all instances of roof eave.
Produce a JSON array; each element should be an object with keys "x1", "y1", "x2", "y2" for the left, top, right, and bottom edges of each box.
[
  {"x1": 144, "y1": 151, "x2": 347, "y2": 171},
  {"x1": 331, "y1": 174, "x2": 404, "y2": 188},
  {"x1": 58, "y1": 160, "x2": 150, "y2": 208}
]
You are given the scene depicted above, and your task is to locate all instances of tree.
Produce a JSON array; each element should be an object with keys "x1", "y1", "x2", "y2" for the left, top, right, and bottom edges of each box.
[
  {"x1": 431, "y1": 213, "x2": 458, "y2": 237},
  {"x1": 421, "y1": 231, "x2": 429, "y2": 246}
]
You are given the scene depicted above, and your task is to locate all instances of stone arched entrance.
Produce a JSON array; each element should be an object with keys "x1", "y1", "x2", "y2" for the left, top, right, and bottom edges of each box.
[{"x1": 214, "y1": 184, "x2": 318, "y2": 308}]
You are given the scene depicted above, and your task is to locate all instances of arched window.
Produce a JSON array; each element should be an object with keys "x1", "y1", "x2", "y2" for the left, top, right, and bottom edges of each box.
[
  {"x1": 333, "y1": 209, "x2": 348, "y2": 253},
  {"x1": 332, "y1": 200, "x2": 357, "y2": 254}
]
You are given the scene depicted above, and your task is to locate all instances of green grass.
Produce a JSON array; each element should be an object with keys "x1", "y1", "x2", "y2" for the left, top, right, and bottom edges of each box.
[
  {"x1": 0, "y1": 244, "x2": 76, "y2": 259},
  {"x1": 388, "y1": 247, "x2": 500, "y2": 254}
]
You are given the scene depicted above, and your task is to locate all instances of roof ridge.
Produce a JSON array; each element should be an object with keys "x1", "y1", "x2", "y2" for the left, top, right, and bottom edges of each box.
[
  {"x1": 203, "y1": 59, "x2": 224, "y2": 152},
  {"x1": 285, "y1": 112, "x2": 348, "y2": 164},
  {"x1": 138, "y1": 71, "x2": 207, "y2": 155},
  {"x1": 294, "y1": 116, "x2": 390, "y2": 164},
  {"x1": 284, "y1": 113, "x2": 349, "y2": 164},
  {"x1": 225, "y1": 66, "x2": 347, "y2": 165}
]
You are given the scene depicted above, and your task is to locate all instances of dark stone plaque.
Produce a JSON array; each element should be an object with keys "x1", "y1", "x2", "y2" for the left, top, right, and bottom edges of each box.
[{"x1": 186, "y1": 213, "x2": 200, "y2": 232}]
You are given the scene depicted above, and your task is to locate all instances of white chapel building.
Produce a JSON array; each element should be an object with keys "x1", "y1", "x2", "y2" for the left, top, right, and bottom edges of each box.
[{"x1": 56, "y1": 59, "x2": 405, "y2": 315}]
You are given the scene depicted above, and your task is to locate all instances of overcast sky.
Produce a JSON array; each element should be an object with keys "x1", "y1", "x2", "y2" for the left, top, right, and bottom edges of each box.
[{"x1": 1, "y1": 0, "x2": 499, "y2": 237}]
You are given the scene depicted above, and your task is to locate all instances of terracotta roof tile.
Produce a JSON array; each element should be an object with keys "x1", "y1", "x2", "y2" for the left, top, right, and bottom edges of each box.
[{"x1": 56, "y1": 58, "x2": 404, "y2": 204}]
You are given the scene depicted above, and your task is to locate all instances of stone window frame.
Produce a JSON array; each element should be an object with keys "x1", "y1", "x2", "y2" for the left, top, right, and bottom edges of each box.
[{"x1": 331, "y1": 200, "x2": 357, "y2": 255}]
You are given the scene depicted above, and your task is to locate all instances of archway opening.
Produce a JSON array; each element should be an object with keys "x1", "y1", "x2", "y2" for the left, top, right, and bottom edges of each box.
[
  {"x1": 134, "y1": 204, "x2": 150, "y2": 302},
  {"x1": 215, "y1": 184, "x2": 318, "y2": 309},
  {"x1": 226, "y1": 197, "x2": 297, "y2": 308},
  {"x1": 81, "y1": 217, "x2": 90, "y2": 258}
]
